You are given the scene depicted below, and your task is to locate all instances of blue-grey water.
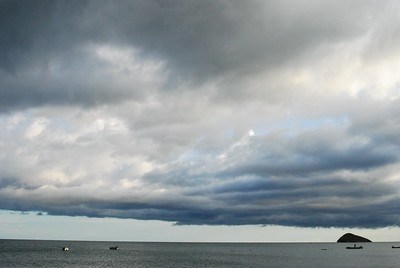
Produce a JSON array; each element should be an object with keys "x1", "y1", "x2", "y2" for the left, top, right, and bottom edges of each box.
[{"x1": 1, "y1": 239, "x2": 400, "y2": 267}]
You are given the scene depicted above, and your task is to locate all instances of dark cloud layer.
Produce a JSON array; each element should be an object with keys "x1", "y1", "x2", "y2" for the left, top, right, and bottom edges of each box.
[
  {"x1": 1, "y1": 0, "x2": 400, "y2": 229},
  {"x1": 0, "y1": 0, "x2": 379, "y2": 111}
]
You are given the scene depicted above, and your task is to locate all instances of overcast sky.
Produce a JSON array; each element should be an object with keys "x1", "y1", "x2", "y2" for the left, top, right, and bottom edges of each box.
[{"x1": 1, "y1": 0, "x2": 400, "y2": 242}]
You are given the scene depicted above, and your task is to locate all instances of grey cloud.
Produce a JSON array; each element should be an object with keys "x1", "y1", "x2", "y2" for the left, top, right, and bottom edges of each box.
[
  {"x1": 0, "y1": 0, "x2": 89, "y2": 74},
  {"x1": 348, "y1": 98, "x2": 400, "y2": 145},
  {"x1": 213, "y1": 120, "x2": 399, "y2": 181},
  {"x1": 3, "y1": 110, "x2": 398, "y2": 228},
  {"x1": 1, "y1": 183, "x2": 398, "y2": 228},
  {"x1": 0, "y1": 0, "x2": 383, "y2": 112},
  {"x1": 104, "y1": 0, "x2": 374, "y2": 80},
  {"x1": 132, "y1": 109, "x2": 400, "y2": 227},
  {"x1": 0, "y1": 0, "x2": 156, "y2": 112},
  {"x1": 0, "y1": 171, "x2": 398, "y2": 228},
  {"x1": 229, "y1": 138, "x2": 398, "y2": 178},
  {"x1": 1, "y1": 98, "x2": 400, "y2": 228},
  {"x1": 1, "y1": 0, "x2": 400, "y2": 230}
]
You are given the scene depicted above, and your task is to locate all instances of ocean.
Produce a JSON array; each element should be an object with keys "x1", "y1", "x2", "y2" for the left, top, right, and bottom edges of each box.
[{"x1": 1, "y1": 239, "x2": 399, "y2": 267}]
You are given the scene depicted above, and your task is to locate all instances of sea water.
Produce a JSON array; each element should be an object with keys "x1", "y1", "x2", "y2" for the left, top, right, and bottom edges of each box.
[{"x1": 1, "y1": 239, "x2": 399, "y2": 267}]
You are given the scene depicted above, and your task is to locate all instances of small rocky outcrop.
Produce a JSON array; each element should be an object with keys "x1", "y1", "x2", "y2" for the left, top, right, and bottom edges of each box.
[{"x1": 337, "y1": 233, "x2": 372, "y2": 243}]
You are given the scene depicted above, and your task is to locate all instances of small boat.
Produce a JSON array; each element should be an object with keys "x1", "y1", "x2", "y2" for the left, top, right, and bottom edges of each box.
[
  {"x1": 109, "y1": 246, "x2": 119, "y2": 250},
  {"x1": 346, "y1": 244, "x2": 363, "y2": 249},
  {"x1": 392, "y1": 246, "x2": 400, "y2": 248},
  {"x1": 62, "y1": 247, "x2": 69, "y2": 251}
]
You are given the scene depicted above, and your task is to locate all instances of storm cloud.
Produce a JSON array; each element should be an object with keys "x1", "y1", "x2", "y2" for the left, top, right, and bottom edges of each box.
[{"x1": 1, "y1": 0, "x2": 400, "y2": 228}]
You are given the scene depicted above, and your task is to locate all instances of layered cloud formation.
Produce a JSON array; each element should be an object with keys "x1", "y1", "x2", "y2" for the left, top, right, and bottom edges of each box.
[{"x1": 1, "y1": 0, "x2": 400, "y2": 228}]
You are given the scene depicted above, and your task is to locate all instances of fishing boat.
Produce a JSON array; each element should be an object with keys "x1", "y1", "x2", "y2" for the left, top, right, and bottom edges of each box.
[
  {"x1": 346, "y1": 244, "x2": 363, "y2": 249},
  {"x1": 109, "y1": 246, "x2": 119, "y2": 250},
  {"x1": 62, "y1": 247, "x2": 69, "y2": 251}
]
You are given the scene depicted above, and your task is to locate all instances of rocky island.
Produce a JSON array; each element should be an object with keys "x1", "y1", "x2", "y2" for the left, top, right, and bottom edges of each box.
[{"x1": 337, "y1": 233, "x2": 372, "y2": 243}]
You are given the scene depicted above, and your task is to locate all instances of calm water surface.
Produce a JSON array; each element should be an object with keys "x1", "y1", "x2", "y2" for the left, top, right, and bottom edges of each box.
[{"x1": 1, "y1": 239, "x2": 400, "y2": 267}]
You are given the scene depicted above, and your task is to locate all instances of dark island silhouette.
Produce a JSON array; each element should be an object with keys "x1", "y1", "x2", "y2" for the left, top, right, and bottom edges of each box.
[{"x1": 337, "y1": 233, "x2": 372, "y2": 243}]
